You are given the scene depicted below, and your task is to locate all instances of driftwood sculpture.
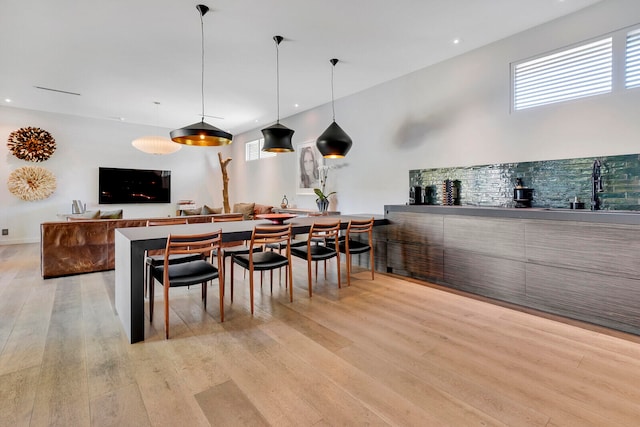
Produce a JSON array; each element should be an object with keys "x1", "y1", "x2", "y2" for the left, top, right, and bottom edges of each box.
[{"x1": 218, "y1": 152, "x2": 232, "y2": 213}]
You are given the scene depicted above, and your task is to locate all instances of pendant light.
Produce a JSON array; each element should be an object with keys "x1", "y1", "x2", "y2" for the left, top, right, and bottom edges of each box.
[
  {"x1": 170, "y1": 4, "x2": 232, "y2": 146},
  {"x1": 261, "y1": 35, "x2": 295, "y2": 153},
  {"x1": 316, "y1": 58, "x2": 352, "y2": 158},
  {"x1": 133, "y1": 102, "x2": 182, "y2": 155}
]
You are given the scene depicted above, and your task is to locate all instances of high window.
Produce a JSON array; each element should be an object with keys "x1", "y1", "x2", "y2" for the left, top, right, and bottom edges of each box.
[
  {"x1": 245, "y1": 138, "x2": 276, "y2": 161},
  {"x1": 625, "y1": 28, "x2": 640, "y2": 89},
  {"x1": 513, "y1": 37, "x2": 612, "y2": 110}
]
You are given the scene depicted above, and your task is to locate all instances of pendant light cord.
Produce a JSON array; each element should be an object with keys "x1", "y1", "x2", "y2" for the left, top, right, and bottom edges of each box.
[
  {"x1": 200, "y1": 9, "x2": 206, "y2": 121},
  {"x1": 154, "y1": 101, "x2": 160, "y2": 131},
  {"x1": 331, "y1": 63, "x2": 335, "y2": 122},
  {"x1": 275, "y1": 39, "x2": 280, "y2": 123}
]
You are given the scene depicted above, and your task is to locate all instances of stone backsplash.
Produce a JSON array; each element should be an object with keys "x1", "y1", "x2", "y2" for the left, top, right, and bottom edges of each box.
[{"x1": 409, "y1": 153, "x2": 640, "y2": 210}]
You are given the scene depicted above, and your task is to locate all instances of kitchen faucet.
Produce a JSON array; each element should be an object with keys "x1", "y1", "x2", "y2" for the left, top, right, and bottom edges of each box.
[{"x1": 591, "y1": 159, "x2": 603, "y2": 211}]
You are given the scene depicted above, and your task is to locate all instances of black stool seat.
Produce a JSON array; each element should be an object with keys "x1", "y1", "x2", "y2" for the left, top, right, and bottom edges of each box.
[
  {"x1": 327, "y1": 239, "x2": 371, "y2": 254},
  {"x1": 234, "y1": 251, "x2": 290, "y2": 271},
  {"x1": 152, "y1": 260, "x2": 219, "y2": 287},
  {"x1": 146, "y1": 253, "x2": 202, "y2": 267},
  {"x1": 220, "y1": 244, "x2": 262, "y2": 256},
  {"x1": 265, "y1": 239, "x2": 306, "y2": 250},
  {"x1": 291, "y1": 245, "x2": 338, "y2": 261}
]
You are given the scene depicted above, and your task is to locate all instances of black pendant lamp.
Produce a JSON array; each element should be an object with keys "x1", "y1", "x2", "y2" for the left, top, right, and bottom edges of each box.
[
  {"x1": 261, "y1": 35, "x2": 295, "y2": 153},
  {"x1": 170, "y1": 4, "x2": 232, "y2": 146},
  {"x1": 316, "y1": 58, "x2": 352, "y2": 158}
]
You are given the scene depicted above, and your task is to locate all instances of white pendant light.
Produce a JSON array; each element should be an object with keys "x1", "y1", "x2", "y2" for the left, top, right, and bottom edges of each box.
[
  {"x1": 132, "y1": 102, "x2": 182, "y2": 155},
  {"x1": 132, "y1": 135, "x2": 182, "y2": 155}
]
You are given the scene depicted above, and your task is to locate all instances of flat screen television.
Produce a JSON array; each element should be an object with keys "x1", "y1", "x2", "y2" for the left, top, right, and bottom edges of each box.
[{"x1": 99, "y1": 167, "x2": 171, "y2": 204}]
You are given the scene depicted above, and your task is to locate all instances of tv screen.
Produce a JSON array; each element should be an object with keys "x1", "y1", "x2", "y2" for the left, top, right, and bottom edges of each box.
[{"x1": 99, "y1": 167, "x2": 171, "y2": 204}]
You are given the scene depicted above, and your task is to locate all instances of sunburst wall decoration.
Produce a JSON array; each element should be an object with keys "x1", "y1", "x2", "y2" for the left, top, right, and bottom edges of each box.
[
  {"x1": 8, "y1": 166, "x2": 57, "y2": 201},
  {"x1": 7, "y1": 126, "x2": 57, "y2": 162}
]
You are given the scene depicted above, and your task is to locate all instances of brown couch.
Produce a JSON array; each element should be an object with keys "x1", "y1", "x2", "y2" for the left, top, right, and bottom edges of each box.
[{"x1": 40, "y1": 213, "x2": 244, "y2": 278}]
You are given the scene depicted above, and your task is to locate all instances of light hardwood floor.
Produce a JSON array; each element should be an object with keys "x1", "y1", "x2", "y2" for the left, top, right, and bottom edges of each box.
[{"x1": 2, "y1": 243, "x2": 640, "y2": 426}]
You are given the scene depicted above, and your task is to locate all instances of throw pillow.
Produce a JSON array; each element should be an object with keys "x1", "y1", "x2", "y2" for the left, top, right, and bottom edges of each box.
[
  {"x1": 67, "y1": 210, "x2": 101, "y2": 220},
  {"x1": 232, "y1": 202, "x2": 255, "y2": 220},
  {"x1": 100, "y1": 209, "x2": 123, "y2": 219},
  {"x1": 201, "y1": 205, "x2": 223, "y2": 215},
  {"x1": 180, "y1": 208, "x2": 202, "y2": 216},
  {"x1": 254, "y1": 204, "x2": 273, "y2": 216}
]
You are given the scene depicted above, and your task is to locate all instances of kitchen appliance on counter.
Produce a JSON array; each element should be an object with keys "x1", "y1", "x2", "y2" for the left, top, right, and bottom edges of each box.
[
  {"x1": 423, "y1": 185, "x2": 436, "y2": 205},
  {"x1": 409, "y1": 186, "x2": 423, "y2": 205},
  {"x1": 513, "y1": 178, "x2": 533, "y2": 208},
  {"x1": 442, "y1": 179, "x2": 461, "y2": 206},
  {"x1": 570, "y1": 196, "x2": 586, "y2": 209}
]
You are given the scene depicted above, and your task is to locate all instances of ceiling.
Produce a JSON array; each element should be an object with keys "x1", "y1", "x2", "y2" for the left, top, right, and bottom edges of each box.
[{"x1": 0, "y1": 0, "x2": 602, "y2": 135}]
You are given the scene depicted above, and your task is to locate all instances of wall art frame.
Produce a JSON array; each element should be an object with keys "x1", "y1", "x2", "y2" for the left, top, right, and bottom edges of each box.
[{"x1": 296, "y1": 140, "x2": 323, "y2": 195}]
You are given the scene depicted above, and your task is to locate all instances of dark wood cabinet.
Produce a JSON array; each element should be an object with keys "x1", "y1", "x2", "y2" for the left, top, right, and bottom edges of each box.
[{"x1": 385, "y1": 205, "x2": 640, "y2": 335}]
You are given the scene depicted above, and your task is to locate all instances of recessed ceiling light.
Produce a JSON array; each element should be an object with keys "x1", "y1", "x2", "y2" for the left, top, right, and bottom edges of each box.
[
  {"x1": 294, "y1": 103, "x2": 299, "y2": 108},
  {"x1": 4, "y1": 98, "x2": 11, "y2": 103},
  {"x1": 452, "y1": 38, "x2": 462, "y2": 45}
]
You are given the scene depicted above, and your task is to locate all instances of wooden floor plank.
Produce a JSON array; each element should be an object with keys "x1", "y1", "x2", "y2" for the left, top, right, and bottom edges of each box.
[
  {"x1": 2, "y1": 244, "x2": 640, "y2": 426},
  {"x1": 29, "y1": 277, "x2": 92, "y2": 427},
  {"x1": 195, "y1": 379, "x2": 269, "y2": 427},
  {"x1": 81, "y1": 272, "x2": 138, "y2": 399},
  {"x1": 260, "y1": 317, "x2": 446, "y2": 426},
  {"x1": 0, "y1": 365, "x2": 40, "y2": 427},
  {"x1": 252, "y1": 327, "x2": 391, "y2": 426},
  {"x1": 0, "y1": 276, "x2": 55, "y2": 377},
  {"x1": 89, "y1": 383, "x2": 151, "y2": 427}
]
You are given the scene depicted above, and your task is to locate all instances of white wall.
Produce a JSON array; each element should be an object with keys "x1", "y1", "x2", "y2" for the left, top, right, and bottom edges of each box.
[
  {"x1": 0, "y1": 107, "x2": 232, "y2": 244},
  {"x1": 3, "y1": 0, "x2": 640, "y2": 244},
  {"x1": 229, "y1": 0, "x2": 640, "y2": 214}
]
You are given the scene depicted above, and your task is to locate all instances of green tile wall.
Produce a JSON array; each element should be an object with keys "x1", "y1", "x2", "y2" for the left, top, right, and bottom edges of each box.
[{"x1": 409, "y1": 153, "x2": 640, "y2": 210}]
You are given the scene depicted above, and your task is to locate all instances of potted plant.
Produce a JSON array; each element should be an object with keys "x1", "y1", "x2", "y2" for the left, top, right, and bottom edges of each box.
[{"x1": 314, "y1": 165, "x2": 335, "y2": 213}]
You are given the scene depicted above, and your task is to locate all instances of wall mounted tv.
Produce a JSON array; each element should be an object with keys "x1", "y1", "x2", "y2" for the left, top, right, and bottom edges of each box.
[{"x1": 99, "y1": 167, "x2": 171, "y2": 204}]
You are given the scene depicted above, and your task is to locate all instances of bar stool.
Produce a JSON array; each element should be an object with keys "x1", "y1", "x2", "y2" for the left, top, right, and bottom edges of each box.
[
  {"x1": 144, "y1": 218, "x2": 200, "y2": 298},
  {"x1": 148, "y1": 229, "x2": 223, "y2": 338},
  {"x1": 328, "y1": 218, "x2": 375, "y2": 286},
  {"x1": 231, "y1": 224, "x2": 293, "y2": 314},
  {"x1": 290, "y1": 221, "x2": 341, "y2": 297}
]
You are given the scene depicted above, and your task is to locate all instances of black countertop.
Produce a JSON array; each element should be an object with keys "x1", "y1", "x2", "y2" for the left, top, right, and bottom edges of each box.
[{"x1": 385, "y1": 204, "x2": 640, "y2": 225}]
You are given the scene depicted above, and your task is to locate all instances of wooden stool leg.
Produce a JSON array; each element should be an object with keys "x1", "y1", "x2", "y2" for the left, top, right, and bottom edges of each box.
[
  {"x1": 149, "y1": 276, "x2": 155, "y2": 322},
  {"x1": 307, "y1": 258, "x2": 313, "y2": 297},
  {"x1": 230, "y1": 256, "x2": 235, "y2": 303},
  {"x1": 249, "y1": 267, "x2": 255, "y2": 314}
]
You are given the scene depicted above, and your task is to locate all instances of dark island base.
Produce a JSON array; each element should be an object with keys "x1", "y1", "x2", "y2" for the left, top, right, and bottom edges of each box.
[{"x1": 385, "y1": 205, "x2": 640, "y2": 336}]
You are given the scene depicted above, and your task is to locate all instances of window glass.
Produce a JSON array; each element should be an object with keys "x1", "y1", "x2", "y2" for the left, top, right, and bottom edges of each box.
[
  {"x1": 626, "y1": 29, "x2": 640, "y2": 89},
  {"x1": 513, "y1": 37, "x2": 612, "y2": 110}
]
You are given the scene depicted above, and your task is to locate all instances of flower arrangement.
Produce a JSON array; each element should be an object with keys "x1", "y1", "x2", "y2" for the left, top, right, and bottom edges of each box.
[{"x1": 314, "y1": 165, "x2": 336, "y2": 202}]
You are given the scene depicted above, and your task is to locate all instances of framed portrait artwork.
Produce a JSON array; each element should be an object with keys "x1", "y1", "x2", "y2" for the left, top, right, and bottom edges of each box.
[{"x1": 296, "y1": 141, "x2": 324, "y2": 195}]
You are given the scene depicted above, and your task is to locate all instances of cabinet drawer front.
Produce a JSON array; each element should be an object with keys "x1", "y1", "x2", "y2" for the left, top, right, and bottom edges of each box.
[{"x1": 525, "y1": 220, "x2": 640, "y2": 278}]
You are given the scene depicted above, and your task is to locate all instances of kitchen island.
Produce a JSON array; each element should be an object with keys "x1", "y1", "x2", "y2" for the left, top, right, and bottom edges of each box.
[
  {"x1": 385, "y1": 205, "x2": 640, "y2": 335},
  {"x1": 115, "y1": 214, "x2": 388, "y2": 343}
]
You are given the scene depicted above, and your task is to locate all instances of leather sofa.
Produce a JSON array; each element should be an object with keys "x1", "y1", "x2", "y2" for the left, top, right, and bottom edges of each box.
[{"x1": 40, "y1": 213, "x2": 243, "y2": 278}]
